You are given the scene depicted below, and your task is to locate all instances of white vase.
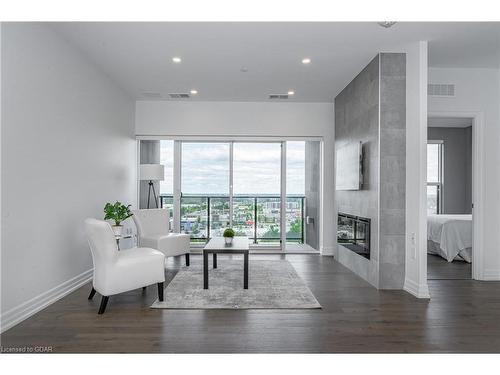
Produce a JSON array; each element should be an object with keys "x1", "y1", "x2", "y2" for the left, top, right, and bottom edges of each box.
[
  {"x1": 224, "y1": 236, "x2": 233, "y2": 245},
  {"x1": 112, "y1": 225, "x2": 123, "y2": 237}
]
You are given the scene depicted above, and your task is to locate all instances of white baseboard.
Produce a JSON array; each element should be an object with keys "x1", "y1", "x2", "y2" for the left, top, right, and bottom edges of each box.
[
  {"x1": 403, "y1": 278, "x2": 430, "y2": 299},
  {"x1": 320, "y1": 246, "x2": 335, "y2": 256},
  {"x1": 1, "y1": 269, "x2": 93, "y2": 333}
]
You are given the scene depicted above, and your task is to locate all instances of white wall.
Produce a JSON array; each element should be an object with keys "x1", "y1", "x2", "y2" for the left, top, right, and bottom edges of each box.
[
  {"x1": 135, "y1": 101, "x2": 336, "y2": 255},
  {"x1": 1, "y1": 23, "x2": 136, "y2": 331},
  {"x1": 403, "y1": 42, "x2": 430, "y2": 298},
  {"x1": 428, "y1": 67, "x2": 500, "y2": 280}
]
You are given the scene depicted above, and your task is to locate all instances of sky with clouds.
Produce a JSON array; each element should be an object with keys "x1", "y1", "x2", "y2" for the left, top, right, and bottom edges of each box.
[{"x1": 160, "y1": 141, "x2": 306, "y2": 195}]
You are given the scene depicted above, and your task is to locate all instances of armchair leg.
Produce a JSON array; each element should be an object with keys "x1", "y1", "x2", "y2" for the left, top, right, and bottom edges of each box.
[
  {"x1": 98, "y1": 296, "x2": 109, "y2": 314},
  {"x1": 142, "y1": 286, "x2": 147, "y2": 291},
  {"x1": 88, "y1": 287, "x2": 96, "y2": 300},
  {"x1": 185, "y1": 253, "x2": 190, "y2": 266},
  {"x1": 157, "y1": 282, "x2": 164, "y2": 302}
]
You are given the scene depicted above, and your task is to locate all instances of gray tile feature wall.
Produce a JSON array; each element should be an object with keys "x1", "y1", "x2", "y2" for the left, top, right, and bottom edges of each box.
[
  {"x1": 305, "y1": 141, "x2": 321, "y2": 250},
  {"x1": 335, "y1": 53, "x2": 406, "y2": 289},
  {"x1": 335, "y1": 55, "x2": 380, "y2": 288},
  {"x1": 379, "y1": 53, "x2": 406, "y2": 289}
]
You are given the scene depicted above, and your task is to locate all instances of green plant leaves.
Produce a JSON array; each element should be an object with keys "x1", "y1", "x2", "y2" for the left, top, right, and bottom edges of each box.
[
  {"x1": 223, "y1": 228, "x2": 235, "y2": 237},
  {"x1": 103, "y1": 201, "x2": 133, "y2": 226}
]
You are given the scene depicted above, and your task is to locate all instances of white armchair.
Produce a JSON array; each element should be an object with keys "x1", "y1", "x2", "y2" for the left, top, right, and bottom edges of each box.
[
  {"x1": 132, "y1": 208, "x2": 191, "y2": 266},
  {"x1": 84, "y1": 218, "x2": 165, "y2": 314}
]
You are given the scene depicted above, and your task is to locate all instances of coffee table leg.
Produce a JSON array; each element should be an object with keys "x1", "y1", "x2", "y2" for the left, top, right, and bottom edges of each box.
[
  {"x1": 244, "y1": 252, "x2": 248, "y2": 289},
  {"x1": 213, "y1": 253, "x2": 217, "y2": 268},
  {"x1": 203, "y1": 251, "x2": 208, "y2": 289}
]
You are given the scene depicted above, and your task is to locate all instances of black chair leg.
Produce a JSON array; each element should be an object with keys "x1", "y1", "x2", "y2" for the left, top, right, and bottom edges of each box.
[
  {"x1": 98, "y1": 296, "x2": 109, "y2": 314},
  {"x1": 142, "y1": 286, "x2": 147, "y2": 291},
  {"x1": 185, "y1": 253, "x2": 190, "y2": 266},
  {"x1": 157, "y1": 282, "x2": 164, "y2": 302},
  {"x1": 88, "y1": 287, "x2": 96, "y2": 300}
]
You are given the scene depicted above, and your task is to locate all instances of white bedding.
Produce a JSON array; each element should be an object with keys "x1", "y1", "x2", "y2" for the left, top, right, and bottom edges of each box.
[{"x1": 427, "y1": 214, "x2": 472, "y2": 263}]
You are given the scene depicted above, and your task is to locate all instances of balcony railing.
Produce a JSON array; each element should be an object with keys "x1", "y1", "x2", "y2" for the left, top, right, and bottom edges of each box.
[{"x1": 159, "y1": 194, "x2": 305, "y2": 244}]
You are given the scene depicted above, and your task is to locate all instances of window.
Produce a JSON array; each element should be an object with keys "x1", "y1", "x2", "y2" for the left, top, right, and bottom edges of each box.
[
  {"x1": 233, "y1": 142, "x2": 282, "y2": 243},
  {"x1": 427, "y1": 141, "x2": 443, "y2": 215},
  {"x1": 151, "y1": 139, "x2": 316, "y2": 248},
  {"x1": 181, "y1": 143, "x2": 230, "y2": 241}
]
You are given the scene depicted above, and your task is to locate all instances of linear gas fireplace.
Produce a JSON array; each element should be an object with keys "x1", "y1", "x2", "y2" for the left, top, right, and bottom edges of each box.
[{"x1": 337, "y1": 212, "x2": 371, "y2": 259}]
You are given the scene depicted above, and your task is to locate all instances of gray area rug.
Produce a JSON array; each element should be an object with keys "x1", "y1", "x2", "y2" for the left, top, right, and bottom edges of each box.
[{"x1": 151, "y1": 260, "x2": 321, "y2": 309}]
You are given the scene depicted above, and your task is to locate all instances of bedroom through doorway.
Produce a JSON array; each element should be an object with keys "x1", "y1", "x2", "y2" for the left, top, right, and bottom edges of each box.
[{"x1": 426, "y1": 116, "x2": 473, "y2": 280}]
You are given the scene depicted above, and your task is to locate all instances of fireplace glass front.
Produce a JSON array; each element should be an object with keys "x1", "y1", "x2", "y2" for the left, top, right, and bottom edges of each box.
[{"x1": 337, "y1": 212, "x2": 371, "y2": 259}]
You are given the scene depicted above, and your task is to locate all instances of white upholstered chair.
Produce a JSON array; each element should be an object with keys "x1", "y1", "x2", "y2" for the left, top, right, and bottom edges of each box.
[
  {"x1": 132, "y1": 208, "x2": 191, "y2": 266},
  {"x1": 84, "y1": 218, "x2": 165, "y2": 314}
]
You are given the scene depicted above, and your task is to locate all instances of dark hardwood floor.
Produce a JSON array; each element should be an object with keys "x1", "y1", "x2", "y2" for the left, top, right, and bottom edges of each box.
[
  {"x1": 427, "y1": 254, "x2": 472, "y2": 280},
  {"x1": 2, "y1": 254, "x2": 500, "y2": 353}
]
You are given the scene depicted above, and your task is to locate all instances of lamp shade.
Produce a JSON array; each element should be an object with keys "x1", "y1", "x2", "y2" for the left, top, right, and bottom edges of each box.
[{"x1": 139, "y1": 164, "x2": 165, "y2": 181}]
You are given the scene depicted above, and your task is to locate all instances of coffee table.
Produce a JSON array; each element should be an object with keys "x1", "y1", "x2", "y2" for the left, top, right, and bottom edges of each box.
[{"x1": 203, "y1": 237, "x2": 249, "y2": 289}]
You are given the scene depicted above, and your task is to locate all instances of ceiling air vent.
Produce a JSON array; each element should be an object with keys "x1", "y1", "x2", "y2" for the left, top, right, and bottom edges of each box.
[
  {"x1": 269, "y1": 94, "x2": 289, "y2": 100},
  {"x1": 142, "y1": 92, "x2": 162, "y2": 99},
  {"x1": 168, "y1": 93, "x2": 191, "y2": 99},
  {"x1": 428, "y1": 83, "x2": 455, "y2": 97}
]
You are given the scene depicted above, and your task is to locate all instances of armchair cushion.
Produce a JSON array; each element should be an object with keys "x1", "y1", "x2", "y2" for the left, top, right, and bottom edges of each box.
[
  {"x1": 140, "y1": 233, "x2": 190, "y2": 257},
  {"x1": 96, "y1": 247, "x2": 165, "y2": 296}
]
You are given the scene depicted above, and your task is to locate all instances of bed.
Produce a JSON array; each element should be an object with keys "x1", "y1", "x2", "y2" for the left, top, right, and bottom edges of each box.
[{"x1": 427, "y1": 214, "x2": 472, "y2": 263}]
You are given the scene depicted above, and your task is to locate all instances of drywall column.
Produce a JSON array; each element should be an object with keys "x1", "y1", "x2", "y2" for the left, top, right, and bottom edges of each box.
[
  {"x1": 305, "y1": 141, "x2": 320, "y2": 249},
  {"x1": 403, "y1": 41, "x2": 430, "y2": 298},
  {"x1": 139, "y1": 140, "x2": 161, "y2": 209}
]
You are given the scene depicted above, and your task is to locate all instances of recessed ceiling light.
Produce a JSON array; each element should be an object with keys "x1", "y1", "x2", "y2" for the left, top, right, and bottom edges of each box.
[
  {"x1": 240, "y1": 66, "x2": 249, "y2": 73},
  {"x1": 190, "y1": 89, "x2": 198, "y2": 95},
  {"x1": 172, "y1": 57, "x2": 182, "y2": 63},
  {"x1": 302, "y1": 58, "x2": 311, "y2": 64},
  {"x1": 377, "y1": 21, "x2": 397, "y2": 28},
  {"x1": 288, "y1": 90, "x2": 295, "y2": 95}
]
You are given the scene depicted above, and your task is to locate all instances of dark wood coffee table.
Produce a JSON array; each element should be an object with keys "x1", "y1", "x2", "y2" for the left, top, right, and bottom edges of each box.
[{"x1": 203, "y1": 237, "x2": 249, "y2": 289}]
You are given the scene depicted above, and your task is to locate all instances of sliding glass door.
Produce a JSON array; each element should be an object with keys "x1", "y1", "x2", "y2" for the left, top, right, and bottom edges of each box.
[
  {"x1": 153, "y1": 139, "x2": 313, "y2": 250},
  {"x1": 180, "y1": 142, "x2": 230, "y2": 242},
  {"x1": 233, "y1": 142, "x2": 282, "y2": 245}
]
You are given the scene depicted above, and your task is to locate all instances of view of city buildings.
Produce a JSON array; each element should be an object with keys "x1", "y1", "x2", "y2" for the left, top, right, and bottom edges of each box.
[{"x1": 161, "y1": 195, "x2": 304, "y2": 243}]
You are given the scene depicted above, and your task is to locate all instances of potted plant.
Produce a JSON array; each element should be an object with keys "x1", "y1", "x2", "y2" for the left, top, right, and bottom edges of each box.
[
  {"x1": 223, "y1": 228, "x2": 235, "y2": 245},
  {"x1": 104, "y1": 201, "x2": 133, "y2": 236}
]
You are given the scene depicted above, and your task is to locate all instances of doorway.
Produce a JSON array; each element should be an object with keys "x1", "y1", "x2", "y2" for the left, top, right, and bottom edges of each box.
[{"x1": 426, "y1": 116, "x2": 474, "y2": 280}]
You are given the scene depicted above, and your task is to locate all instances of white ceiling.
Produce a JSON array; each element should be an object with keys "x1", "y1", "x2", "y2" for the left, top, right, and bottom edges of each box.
[
  {"x1": 51, "y1": 22, "x2": 500, "y2": 102},
  {"x1": 428, "y1": 117, "x2": 473, "y2": 128}
]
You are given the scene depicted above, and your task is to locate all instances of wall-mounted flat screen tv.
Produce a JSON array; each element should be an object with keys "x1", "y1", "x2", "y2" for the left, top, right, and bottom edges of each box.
[{"x1": 336, "y1": 141, "x2": 363, "y2": 190}]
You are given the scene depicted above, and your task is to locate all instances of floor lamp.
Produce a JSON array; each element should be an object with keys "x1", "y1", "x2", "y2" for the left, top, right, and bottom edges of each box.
[{"x1": 140, "y1": 164, "x2": 165, "y2": 209}]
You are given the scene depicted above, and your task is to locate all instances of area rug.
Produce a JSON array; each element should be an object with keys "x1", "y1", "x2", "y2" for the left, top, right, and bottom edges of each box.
[{"x1": 151, "y1": 260, "x2": 321, "y2": 309}]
